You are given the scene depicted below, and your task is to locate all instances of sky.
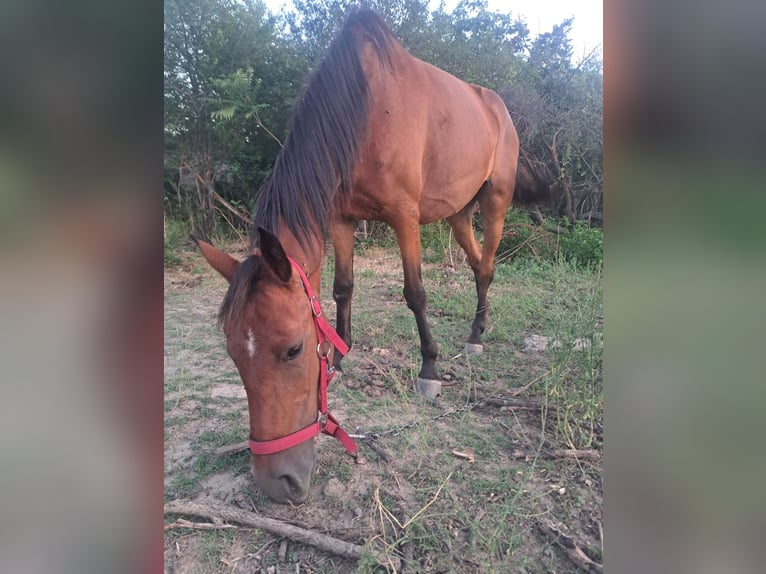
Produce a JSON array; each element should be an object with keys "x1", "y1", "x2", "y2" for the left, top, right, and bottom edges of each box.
[
  {"x1": 262, "y1": 0, "x2": 603, "y2": 62},
  {"x1": 473, "y1": 0, "x2": 602, "y2": 60}
]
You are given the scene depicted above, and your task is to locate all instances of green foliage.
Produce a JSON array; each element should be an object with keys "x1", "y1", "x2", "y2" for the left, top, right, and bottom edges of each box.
[
  {"x1": 416, "y1": 208, "x2": 602, "y2": 270},
  {"x1": 419, "y1": 221, "x2": 453, "y2": 263},
  {"x1": 164, "y1": 0, "x2": 308, "y2": 236},
  {"x1": 557, "y1": 219, "x2": 603, "y2": 268},
  {"x1": 497, "y1": 210, "x2": 602, "y2": 269}
]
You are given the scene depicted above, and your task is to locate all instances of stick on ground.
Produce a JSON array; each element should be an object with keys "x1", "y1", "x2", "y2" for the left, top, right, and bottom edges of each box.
[
  {"x1": 511, "y1": 448, "x2": 601, "y2": 461},
  {"x1": 537, "y1": 519, "x2": 603, "y2": 573},
  {"x1": 164, "y1": 498, "x2": 400, "y2": 570}
]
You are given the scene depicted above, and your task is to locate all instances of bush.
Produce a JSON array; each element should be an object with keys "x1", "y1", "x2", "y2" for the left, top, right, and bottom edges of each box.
[
  {"x1": 496, "y1": 210, "x2": 557, "y2": 263},
  {"x1": 497, "y1": 211, "x2": 602, "y2": 268},
  {"x1": 557, "y1": 219, "x2": 603, "y2": 268}
]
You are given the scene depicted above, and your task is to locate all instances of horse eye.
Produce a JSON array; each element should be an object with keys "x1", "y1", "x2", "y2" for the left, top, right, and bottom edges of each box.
[{"x1": 286, "y1": 342, "x2": 303, "y2": 361}]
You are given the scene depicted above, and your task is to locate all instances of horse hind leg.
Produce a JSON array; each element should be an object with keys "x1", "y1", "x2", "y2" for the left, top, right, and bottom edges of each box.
[
  {"x1": 446, "y1": 197, "x2": 486, "y2": 355},
  {"x1": 472, "y1": 180, "x2": 515, "y2": 349},
  {"x1": 449, "y1": 180, "x2": 513, "y2": 354}
]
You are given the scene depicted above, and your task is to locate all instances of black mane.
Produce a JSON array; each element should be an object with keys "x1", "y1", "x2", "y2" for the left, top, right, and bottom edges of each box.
[
  {"x1": 220, "y1": 9, "x2": 393, "y2": 328},
  {"x1": 251, "y1": 8, "x2": 393, "y2": 251}
]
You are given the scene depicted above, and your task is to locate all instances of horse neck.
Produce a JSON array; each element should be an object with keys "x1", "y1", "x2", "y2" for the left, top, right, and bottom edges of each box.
[{"x1": 276, "y1": 224, "x2": 325, "y2": 295}]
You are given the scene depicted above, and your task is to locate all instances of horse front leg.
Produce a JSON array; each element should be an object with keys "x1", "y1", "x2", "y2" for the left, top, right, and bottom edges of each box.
[
  {"x1": 392, "y1": 220, "x2": 441, "y2": 399},
  {"x1": 331, "y1": 217, "x2": 355, "y2": 372}
]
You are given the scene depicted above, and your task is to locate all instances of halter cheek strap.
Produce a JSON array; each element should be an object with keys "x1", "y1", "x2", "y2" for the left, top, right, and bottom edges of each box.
[{"x1": 246, "y1": 257, "x2": 358, "y2": 457}]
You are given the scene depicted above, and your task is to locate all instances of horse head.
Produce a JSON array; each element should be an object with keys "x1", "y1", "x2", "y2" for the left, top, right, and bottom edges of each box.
[{"x1": 195, "y1": 229, "x2": 322, "y2": 504}]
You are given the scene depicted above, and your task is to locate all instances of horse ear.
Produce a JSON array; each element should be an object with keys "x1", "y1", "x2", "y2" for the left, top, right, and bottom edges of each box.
[
  {"x1": 257, "y1": 227, "x2": 292, "y2": 283},
  {"x1": 192, "y1": 236, "x2": 239, "y2": 282}
]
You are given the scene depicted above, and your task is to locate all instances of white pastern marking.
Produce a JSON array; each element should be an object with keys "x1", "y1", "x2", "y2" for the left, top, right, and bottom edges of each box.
[{"x1": 246, "y1": 329, "x2": 256, "y2": 358}]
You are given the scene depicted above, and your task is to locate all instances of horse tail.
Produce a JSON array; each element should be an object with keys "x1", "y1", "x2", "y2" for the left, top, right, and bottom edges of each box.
[{"x1": 512, "y1": 147, "x2": 553, "y2": 206}]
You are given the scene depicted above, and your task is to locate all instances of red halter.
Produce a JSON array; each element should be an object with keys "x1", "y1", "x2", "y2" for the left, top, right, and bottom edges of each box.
[{"x1": 246, "y1": 257, "x2": 358, "y2": 457}]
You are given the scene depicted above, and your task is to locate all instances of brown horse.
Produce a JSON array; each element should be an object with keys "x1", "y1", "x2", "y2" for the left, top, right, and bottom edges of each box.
[{"x1": 195, "y1": 9, "x2": 546, "y2": 504}]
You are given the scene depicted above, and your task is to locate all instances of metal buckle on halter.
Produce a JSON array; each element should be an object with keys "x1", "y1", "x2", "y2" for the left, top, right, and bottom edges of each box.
[
  {"x1": 309, "y1": 296, "x2": 322, "y2": 317},
  {"x1": 318, "y1": 412, "x2": 328, "y2": 430}
]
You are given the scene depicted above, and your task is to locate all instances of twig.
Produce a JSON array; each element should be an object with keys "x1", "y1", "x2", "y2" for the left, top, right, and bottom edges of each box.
[
  {"x1": 214, "y1": 441, "x2": 249, "y2": 456},
  {"x1": 596, "y1": 518, "x2": 604, "y2": 554},
  {"x1": 481, "y1": 397, "x2": 554, "y2": 411},
  {"x1": 511, "y1": 448, "x2": 601, "y2": 461},
  {"x1": 253, "y1": 108, "x2": 283, "y2": 147},
  {"x1": 165, "y1": 499, "x2": 400, "y2": 570},
  {"x1": 373, "y1": 486, "x2": 403, "y2": 532},
  {"x1": 401, "y1": 472, "x2": 452, "y2": 529},
  {"x1": 537, "y1": 519, "x2": 603, "y2": 573},
  {"x1": 510, "y1": 369, "x2": 551, "y2": 397},
  {"x1": 210, "y1": 189, "x2": 251, "y2": 226},
  {"x1": 211, "y1": 206, "x2": 247, "y2": 250}
]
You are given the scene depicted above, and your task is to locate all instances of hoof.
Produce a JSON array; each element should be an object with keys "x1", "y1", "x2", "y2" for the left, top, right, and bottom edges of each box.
[
  {"x1": 417, "y1": 378, "x2": 442, "y2": 400},
  {"x1": 464, "y1": 343, "x2": 484, "y2": 355}
]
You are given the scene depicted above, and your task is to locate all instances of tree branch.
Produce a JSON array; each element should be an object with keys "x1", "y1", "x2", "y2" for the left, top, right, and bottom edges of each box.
[
  {"x1": 210, "y1": 189, "x2": 251, "y2": 225},
  {"x1": 164, "y1": 498, "x2": 401, "y2": 570}
]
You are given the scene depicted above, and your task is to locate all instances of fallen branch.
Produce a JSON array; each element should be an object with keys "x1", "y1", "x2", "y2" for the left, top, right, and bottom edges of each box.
[
  {"x1": 537, "y1": 519, "x2": 603, "y2": 573},
  {"x1": 164, "y1": 499, "x2": 400, "y2": 570},
  {"x1": 164, "y1": 517, "x2": 238, "y2": 531}
]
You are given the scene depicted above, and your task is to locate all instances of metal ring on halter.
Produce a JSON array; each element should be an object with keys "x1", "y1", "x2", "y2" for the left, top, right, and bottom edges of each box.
[{"x1": 316, "y1": 340, "x2": 332, "y2": 358}]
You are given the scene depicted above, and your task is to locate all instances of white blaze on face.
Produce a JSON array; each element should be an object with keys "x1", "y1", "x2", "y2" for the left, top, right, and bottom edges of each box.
[{"x1": 246, "y1": 329, "x2": 256, "y2": 359}]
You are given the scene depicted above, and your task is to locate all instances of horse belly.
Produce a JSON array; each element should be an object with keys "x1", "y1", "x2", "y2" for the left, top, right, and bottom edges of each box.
[{"x1": 418, "y1": 125, "x2": 494, "y2": 221}]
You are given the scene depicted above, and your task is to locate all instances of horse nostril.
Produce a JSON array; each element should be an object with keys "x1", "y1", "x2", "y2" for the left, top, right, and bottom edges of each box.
[{"x1": 279, "y1": 474, "x2": 307, "y2": 502}]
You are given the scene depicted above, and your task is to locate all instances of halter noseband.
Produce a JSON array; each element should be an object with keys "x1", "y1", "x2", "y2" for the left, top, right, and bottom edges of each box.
[{"x1": 246, "y1": 257, "x2": 358, "y2": 457}]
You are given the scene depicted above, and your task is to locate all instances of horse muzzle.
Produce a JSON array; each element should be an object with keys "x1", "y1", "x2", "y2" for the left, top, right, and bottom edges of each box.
[{"x1": 250, "y1": 441, "x2": 316, "y2": 504}]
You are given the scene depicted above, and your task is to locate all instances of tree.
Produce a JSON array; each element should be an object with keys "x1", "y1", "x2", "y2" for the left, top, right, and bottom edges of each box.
[
  {"x1": 164, "y1": 0, "x2": 303, "y2": 235},
  {"x1": 163, "y1": 0, "x2": 603, "y2": 233}
]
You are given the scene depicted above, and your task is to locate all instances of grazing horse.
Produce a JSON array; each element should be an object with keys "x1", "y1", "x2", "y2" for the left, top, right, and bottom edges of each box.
[{"x1": 195, "y1": 9, "x2": 546, "y2": 504}]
